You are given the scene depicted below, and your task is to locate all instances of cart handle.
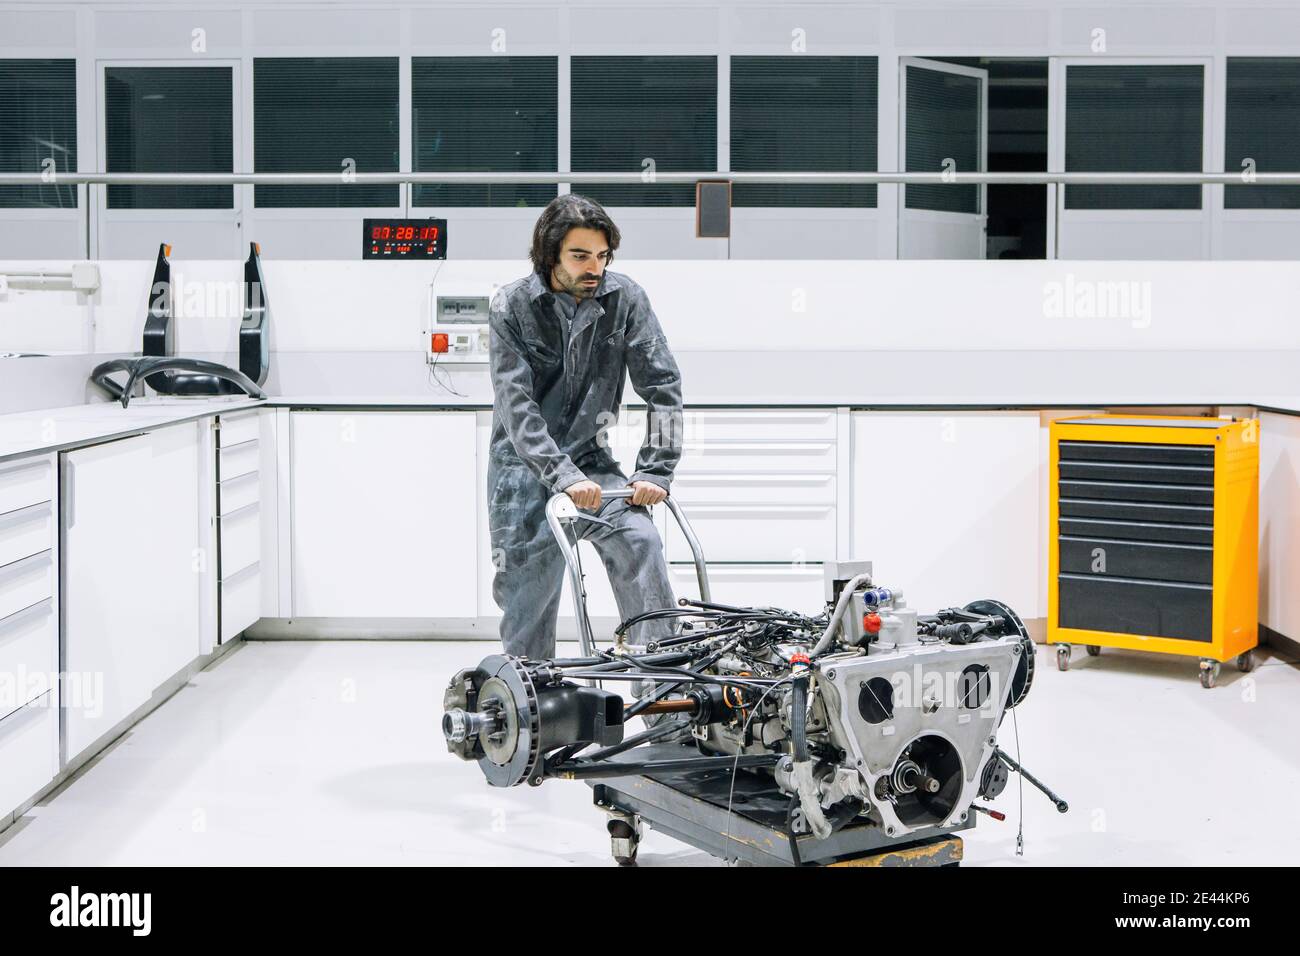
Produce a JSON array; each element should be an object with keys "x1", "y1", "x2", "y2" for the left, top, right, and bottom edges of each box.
[{"x1": 545, "y1": 486, "x2": 711, "y2": 656}]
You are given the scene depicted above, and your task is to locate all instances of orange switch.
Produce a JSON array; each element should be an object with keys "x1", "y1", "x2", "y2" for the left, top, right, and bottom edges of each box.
[{"x1": 431, "y1": 333, "x2": 449, "y2": 353}]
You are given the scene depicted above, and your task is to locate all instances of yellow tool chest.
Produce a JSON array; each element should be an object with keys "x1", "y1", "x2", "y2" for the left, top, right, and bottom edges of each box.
[{"x1": 1047, "y1": 415, "x2": 1258, "y2": 688}]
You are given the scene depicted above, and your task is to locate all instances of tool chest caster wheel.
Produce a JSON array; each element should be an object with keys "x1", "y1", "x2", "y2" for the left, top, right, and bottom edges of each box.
[
  {"x1": 1056, "y1": 645, "x2": 1071, "y2": 671},
  {"x1": 1199, "y1": 659, "x2": 1220, "y2": 689},
  {"x1": 1085, "y1": 645, "x2": 1101, "y2": 657},
  {"x1": 1236, "y1": 650, "x2": 1256, "y2": 673}
]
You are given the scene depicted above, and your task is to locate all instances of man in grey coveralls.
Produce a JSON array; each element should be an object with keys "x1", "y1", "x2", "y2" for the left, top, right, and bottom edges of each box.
[{"x1": 487, "y1": 194, "x2": 684, "y2": 660}]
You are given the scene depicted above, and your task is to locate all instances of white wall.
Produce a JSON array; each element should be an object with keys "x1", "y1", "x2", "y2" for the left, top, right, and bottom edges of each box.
[{"x1": 4, "y1": 257, "x2": 1300, "y2": 361}]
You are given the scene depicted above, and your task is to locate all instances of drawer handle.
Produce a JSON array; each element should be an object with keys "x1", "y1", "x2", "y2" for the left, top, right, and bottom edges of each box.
[
  {"x1": 0, "y1": 694, "x2": 49, "y2": 738},
  {"x1": 0, "y1": 549, "x2": 51, "y2": 582},
  {"x1": 0, "y1": 597, "x2": 54, "y2": 637},
  {"x1": 222, "y1": 501, "x2": 260, "y2": 522},
  {"x1": 0, "y1": 501, "x2": 50, "y2": 529}
]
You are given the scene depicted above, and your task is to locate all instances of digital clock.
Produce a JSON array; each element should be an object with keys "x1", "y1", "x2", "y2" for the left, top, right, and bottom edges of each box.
[{"x1": 362, "y1": 218, "x2": 447, "y2": 260}]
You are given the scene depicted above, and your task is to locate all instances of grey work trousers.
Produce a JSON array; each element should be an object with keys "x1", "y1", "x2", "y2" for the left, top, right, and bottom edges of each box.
[{"x1": 492, "y1": 492, "x2": 678, "y2": 661}]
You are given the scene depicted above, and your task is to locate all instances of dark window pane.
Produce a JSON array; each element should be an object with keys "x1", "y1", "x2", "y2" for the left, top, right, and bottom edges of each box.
[
  {"x1": 571, "y1": 56, "x2": 716, "y2": 207},
  {"x1": 106, "y1": 66, "x2": 233, "y2": 209},
  {"x1": 731, "y1": 56, "x2": 877, "y2": 208},
  {"x1": 1065, "y1": 64, "x2": 1203, "y2": 210},
  {"x1": 412, "y1": 56, "x2": 556, "y2": 208},
  {"x1": 905, "y1": 66, "x2": 981, "y2": 214},
  {"x1": 1225, "y1": 58, "x2": 1300, "y2": 209},
  {"x1": 0, "y1": 59, "x2": 77, "y2": 209},
  {"x1": 255, "y1": 57, "x2": 398, "y2": 207}
]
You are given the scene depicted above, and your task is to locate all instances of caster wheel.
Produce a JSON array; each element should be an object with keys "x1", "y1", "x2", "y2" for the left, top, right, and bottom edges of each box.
[
  {"x1": 1199, "y1": 660, "x2": 1220, "y2": 689},
  {"x1": 608, "y1": 815, "x2": 641, "y2": 866},
  {"x1": 1056, "y1": 645, "x2": 1071, "y2": 671},
  {"x1": 1086, "y1": 645, "x2": 1101, "y2": 657},
  {"x1": 1237, "y1": 650, "x2": 1256, "y2": 673}
]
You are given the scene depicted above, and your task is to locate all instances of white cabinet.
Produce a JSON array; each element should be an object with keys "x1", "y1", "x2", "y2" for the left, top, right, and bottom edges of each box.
[
  {"x1": 850, "y1": 411, "x2": 1041, "y2": 618},
  {"x1": 291, "y1": 411, "x2": 477, "y2": 618},
  {"x1": 0, "y1": 453, "x2": 57, "y2": 733},
  {"x1": 62, "y1": 424, "x2": 204, "y2": 762}
]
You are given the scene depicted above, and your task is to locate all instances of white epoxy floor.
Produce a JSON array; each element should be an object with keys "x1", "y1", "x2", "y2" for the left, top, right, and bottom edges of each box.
[{"x1": 1, "y1": 638, "x2": 1297, "y2": 867}]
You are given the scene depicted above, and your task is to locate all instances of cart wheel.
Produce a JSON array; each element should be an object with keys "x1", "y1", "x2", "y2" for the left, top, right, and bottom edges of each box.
[
  {"x1": 1199, "y1": 659, "x2": 1220, "y2": 689},
  {"x1": 1056, "y1": 645, "x2": 1071, "y2": 671},
  {"x1": 1236, "y1": 649, "x2": 1256, "y2": 673},
  {"x1": 1085, "y1": 644, "x2": 1101, "y2": 657},
  {"x1": 608, "y1": 815, "x2": 641, "y2": 867}
]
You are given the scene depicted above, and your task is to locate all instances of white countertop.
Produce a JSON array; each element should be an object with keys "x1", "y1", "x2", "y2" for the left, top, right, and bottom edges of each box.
[
  {"x1": 0, "y1": 396, "x2": 263, "y2": 464},
  {"x1": 1, "y1": 377, "x2": 1297, "y2": 464}
]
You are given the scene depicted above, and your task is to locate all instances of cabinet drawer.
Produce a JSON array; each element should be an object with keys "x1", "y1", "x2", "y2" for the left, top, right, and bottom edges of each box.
[
  {"x1": 1059, "y1": 517, "x2": 1213, "y2": 547},
  {"x1": 218, "y1": 439, "x2": 259, "y2": 481},
  {"x1": 669, "y1": 473, "x2": 836, "y2": 506},
  {"x1": 1058, "y1": 459, "x2": 1212, "y2": 486},
  {"x1": 1059, "y1": 498, "x2": 1213, "y2": 526},
  {"x1": 0, "y1": 456, "x2": 54, "y2": 516},
  {"x1": 1058, "y1": 574, "x2": 1212, "y2": 642},
  {"x1": 0, "y1": 599, "x2": 55, "y2": 721},
  {"x1": 0, "y1": 691, "x2": 56, "y2": 820},
  {"x1": 684, "y1": 409, "x2": 836, "y2": 442},
  {"x1": 220, "y1": 562, "x2": 260, "y2": 642},
  {"x1": 1059, "y1": 440, "x2": 1212, "y2": 466},
  {"x1": 678, "y1": 440, "x2": 836, "y2": 475},
  {"x1": 1059, "y1": 536, "x2": 1213, "y2": 585},
  {"x1": 218, "y1": 411, "x2": 261, "y2": 448},
  {"x1": 669, "y1": 562, "x2": 825, "y2": 614},
  {"x1": 0, "y1": 551, "x2": 53, "y2": 621},
  {"x1": 220, "y1": 503, "x2": 260, "y2": 579},
  {"x1": 666, "y1": 504, "x2": 836, "y2": 563},
  {"x1": 0, "y1": 502, "x2": 53, "y2": 568},
  {"x1": 1058, "y1": 479, "x2": 1213, "y2": 507},
  {"x1": 219, "y1": 470, "x2": 260, "y2": 516}
]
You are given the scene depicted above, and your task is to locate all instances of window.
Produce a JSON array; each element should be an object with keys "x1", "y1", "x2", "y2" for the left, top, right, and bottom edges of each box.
[
  {"x1": 254, "y1": 57, "x2": 398, "y2": 207},
  {"x1": 0, "y1": 59, "x2": 77, "y2": 209},
  {"x1": 1226, "y1": 58, "x2": 1300, "y2": 210},
  {"x1": 105, "y1": 66, "x2": 233, "y2": 209},
  {"x1": 412, "y1": 57, "x2": 556, "y2": 208},
  {"x1": 1065, "y1": 64, "x2": 1204, "y2": 210},
  {"x1": 571, "y1": 56, "x2": 716, "y2": 207},
  {"x1": 731, "y1": 56, "x2": 877, "y2": 208}
]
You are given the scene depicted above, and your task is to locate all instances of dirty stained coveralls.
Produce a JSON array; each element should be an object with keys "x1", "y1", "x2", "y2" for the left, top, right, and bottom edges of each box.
[{"x1": 487, "y1": 269, "x2": 683, "y2": 660}]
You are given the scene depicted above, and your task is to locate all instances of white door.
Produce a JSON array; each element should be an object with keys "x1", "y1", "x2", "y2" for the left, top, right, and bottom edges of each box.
[
  {"x1": 94, "y1": 60, "x2": 242, "y2": 260},
  {"x1": 898, "y1": 58, "x2": 988, "y2": 259},
  {"x1": 291, "y1": 411, "x2": 478, "y2": 618},
  {"x1": 62, "y1": 425, "x2": 204, "y2": 762}
]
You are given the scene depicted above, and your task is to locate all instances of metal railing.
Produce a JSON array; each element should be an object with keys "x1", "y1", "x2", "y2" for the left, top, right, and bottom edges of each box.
[{"x1": 1, "y1": 170, "x2": 1300, "y2": 185}]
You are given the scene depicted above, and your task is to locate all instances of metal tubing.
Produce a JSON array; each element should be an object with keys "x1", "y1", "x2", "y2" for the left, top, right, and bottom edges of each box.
[
  {"x1": 5, "y1": 170, "x2": 1300, "y2": 186},
  {"x1": 545, "y1": 486, "x2": 711, "y2": 657}
]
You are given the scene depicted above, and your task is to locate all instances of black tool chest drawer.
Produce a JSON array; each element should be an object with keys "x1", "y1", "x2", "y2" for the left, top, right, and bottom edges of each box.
[
  {"x1": 1058, "y1": 575, "x2": 1213, "y2": 642},
  {"x1": 1056, "y1": 439, "x2": 1214, "y2": 640}
]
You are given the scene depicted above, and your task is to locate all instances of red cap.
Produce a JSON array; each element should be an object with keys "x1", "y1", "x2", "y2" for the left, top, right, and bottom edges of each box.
[
  {"x1": 789, "y1": 652, "x2": 811, "y2": 666},
  {"x1": 863, "y1": 612, "x2": 883, "y2": 634}
]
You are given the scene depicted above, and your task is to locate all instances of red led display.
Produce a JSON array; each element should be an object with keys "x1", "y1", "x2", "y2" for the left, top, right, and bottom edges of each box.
[{"x1": 362, "y1": 218, "x2": 447, "y2": 260}]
